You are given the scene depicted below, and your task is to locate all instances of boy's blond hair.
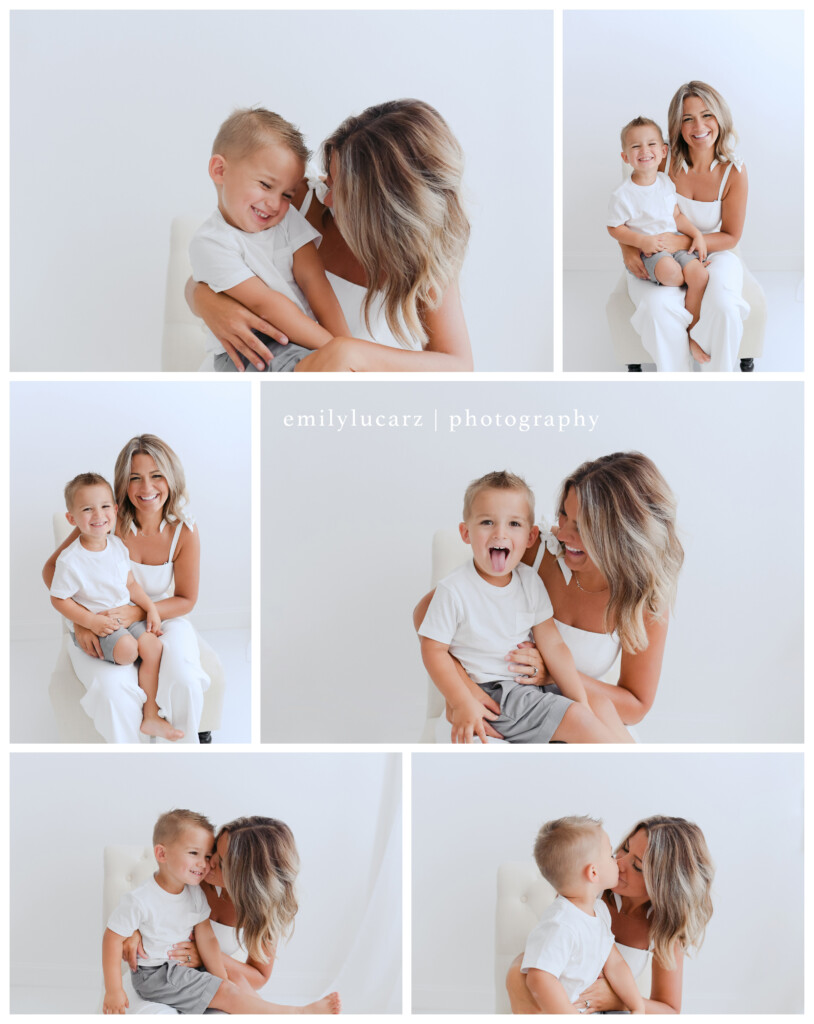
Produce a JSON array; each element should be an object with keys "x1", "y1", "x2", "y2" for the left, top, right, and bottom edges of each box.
[
  {"x1": 620, "y1": 116, "x2": 664, "y2": 149},
  {"x1": 534, "y1": 815, "x2": 604, "y2": 891},
  {"x1": 462, "y1": 470, "x2": 535, "y2": 522},
  {"x1": 64, "y1": 472, "x2": 114, "y2": 512},
  {"x1": 153, "y1": 809, "x2": 214, "y2": 848},
  {"x1": 212, "y1": 107, "x2": 310, "y2": 165}
]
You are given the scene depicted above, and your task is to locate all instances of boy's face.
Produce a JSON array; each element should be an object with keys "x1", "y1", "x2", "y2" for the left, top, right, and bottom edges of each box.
[
  {"x1": 621, "y1": 125, "x2": 667, "y2": 173},
  {"x1": 155, "y1": 825, "x2": 214, "y2": 891},
  {"x1": 66, "y1": 484, "x2": 117, "y2": 538},
  {"x1": 210, "y1": 143, "x2": 305, "y2": 233},
  {"x1": 459, "y1": 487, "x2": 539, "y2": 583},
  {"x1": 594, "y1": 829, "x2": 620, "y2": 891}
]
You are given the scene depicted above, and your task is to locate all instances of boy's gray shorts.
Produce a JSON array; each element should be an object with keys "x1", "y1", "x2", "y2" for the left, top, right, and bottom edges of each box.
[
  {"x1": 641, "y1": 247, "x2": 699, "y2": 284},
  {"x1": 132, "y1": 962, "x2": 223, "y2": 1014},
  {"x1": 213, "y1": 331, "x2": 311, "y2": 372},
  {"x1": 72, "y1": 619, "x2": 148, "y2": 664},
  {"x1": 479, "y1": 681, "x2": 573, "y2": 743}
]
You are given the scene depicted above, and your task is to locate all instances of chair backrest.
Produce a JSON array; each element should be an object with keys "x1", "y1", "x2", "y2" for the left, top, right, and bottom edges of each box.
[
  {"x1": 162, "y1": 216, "x2": 208, "y2": 371},
  {"x1": 424, "y1": 529, "x2": 471, "y2": 722},
  {"x1": 103, "y1": 845, "x2": 157, "y2": 977}
]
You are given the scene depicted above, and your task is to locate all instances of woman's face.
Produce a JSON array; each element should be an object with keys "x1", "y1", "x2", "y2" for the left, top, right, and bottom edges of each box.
[
  {"x1": 127, "y1": 452, "x2": 169, "y2": 517},
  {"x1": 557, "y1": 488, "x2": 595, "y2": 574},
  {"x1": 613, "y1": 829, "x2": 649, "y2": 900},
  {"x1": 680, "y1": 95, "x2": 719, "y2": 154},
  {"x1": 205, "y1": 831, "x2": 229, "y2": 889}
]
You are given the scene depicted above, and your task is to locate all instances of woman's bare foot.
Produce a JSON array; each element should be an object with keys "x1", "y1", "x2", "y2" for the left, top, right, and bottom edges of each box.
[
  {"x1": 301, "y1": 992, "x2": 341, "y2": 1014},
  {"x1": 140, "y1": 714, "x2": 184, "y2": 741},
  {"x1": 689, "y1": 338, "x2": 710, "y2": 363}
]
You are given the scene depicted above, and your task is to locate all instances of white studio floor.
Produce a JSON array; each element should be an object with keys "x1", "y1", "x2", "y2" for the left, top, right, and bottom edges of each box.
[
  {"x1": 10, "y1": 628, "x2": 251, "y2": 744},
  {"x1": 564, "y1": 269, "x2": 803, "y2": 371}
]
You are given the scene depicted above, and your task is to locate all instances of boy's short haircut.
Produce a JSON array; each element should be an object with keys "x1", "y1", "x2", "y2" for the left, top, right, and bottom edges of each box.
[
  {"x1": 534, "y1": 815, "x2": 604, "y2": 891},
  {"x1": 620, "y1": 116, "x2": 664, "y2": 149},
  {"x1": 462, "y1": 470, "x2": 535, "y2": 522},
  {"x1": 153, "y1": 809, "x2": 215, "y2": 848},
  {"x1": 64, "y1": 472, "x2": 114, "y2": 511},
  {"x1": 212, "y1": 107, "x2": 310, "y2": 165}
]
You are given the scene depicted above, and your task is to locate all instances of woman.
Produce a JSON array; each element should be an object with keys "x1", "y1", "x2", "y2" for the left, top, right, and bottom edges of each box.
[
  {"x1": 123, "y1": 817, "x2": 341, "y2": 1014},
  {"x1": 43, "y1": 435, "x2": 209, "y2": 743},
  {"x1": 622, "y1": 82, "x2": 749, "y2": 371},
  {"x1": 415, "y1": 453, "x2": 683, "y2": 740},
  {"x1": 507, "y1": 817, "x2": 715, "y2": 1013},
  {"x1": 187, "y1": 99, "x2": 473, "y2": 372}
]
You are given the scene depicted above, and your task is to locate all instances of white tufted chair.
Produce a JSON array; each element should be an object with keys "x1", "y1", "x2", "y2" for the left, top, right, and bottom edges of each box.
[
  {"x1": 495, "y1": 861, "x2": 650, "y2": 1013},
  {"x1": 48, "y1": 515, "x2": 225, "y2": 742},
  {"x1": 162, "y1": 217, "x2": 213, "y2": 372},
  {"x1": 606, "y1": 249, "x2": 766, "y2": 371}
]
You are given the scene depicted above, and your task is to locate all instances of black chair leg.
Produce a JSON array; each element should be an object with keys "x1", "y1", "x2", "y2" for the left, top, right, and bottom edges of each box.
[
  {"x1": 740, "y1": 358, "x2": 754, "y2": 372},
  {"x1": 198, "y1": 731, "x2": 212, "y2": 744},
  {"x1": 627, "y1": 364, "x2": 643, "y2": 372}
]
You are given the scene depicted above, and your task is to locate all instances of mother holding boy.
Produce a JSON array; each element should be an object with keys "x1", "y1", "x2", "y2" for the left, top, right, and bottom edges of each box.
[
  {"x1": 43, "y1": 434, "x2": 210, "y2": 743},
  {"x1": 620, "y1": 81, "x2": 749, "y2": 371},
  {"x1": 188, "y1": 99, "x2": 473, "y2": 372},
  {"x1": 507, "y1": 816, "x2": 715, "y2": 1013}
]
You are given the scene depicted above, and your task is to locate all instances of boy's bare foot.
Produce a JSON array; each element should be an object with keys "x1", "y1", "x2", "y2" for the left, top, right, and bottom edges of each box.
[
  {"x1": 140, "y1": 715, "x2": 184, "y2": 741},
  {"x1": 301, "y1": 992, "x2": 341, "y2": 1014},
  {"x1": 689, "y1": 338, "x2": 711, "y2": 363}
]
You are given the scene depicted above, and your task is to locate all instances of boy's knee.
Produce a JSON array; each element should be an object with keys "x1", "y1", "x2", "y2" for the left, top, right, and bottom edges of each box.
[
  {"x1": 213, "y1": 978, "x2": 239, "y2": 1009},
  {"x1": 685, "y1": 261, "x2": 708, "y2": 285},
  {"x1": 655, "y1": 259, "x2": 683, "y2": 286},
  {"x1": 113, "y1": 635, "x2": 138, "y2": 665},
  {"x1": 138, "y1": 632, "x2": 162, "y2": 657}
]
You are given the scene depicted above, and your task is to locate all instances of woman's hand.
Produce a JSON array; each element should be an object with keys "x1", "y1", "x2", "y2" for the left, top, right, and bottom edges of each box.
[
  {"x1": 623, "y1": 249, "x2": 649, "y2": 280},
  {"x1": 577, "y1": 974, "x2": 625, "y2": 1014},
  {"x1": 73, "y1": 622, "x2": 104, "y2": 658},
  {"x1": 506, "y1": 641, "x2": 548, "y2": 684},
  {"x1": 445, "y1": 675, "x2": 504, "y2": 740},
  {"x1": 185, "y1": 279, "x2": 287, "y2": 372},
  {"x1": 121, "y1": 931, "x2": 146, "y2": 972},
  {"x1": 167, "y1": 938, "x2": 202, "y2": 969},
  {"x1": 106, "y1": 604, "x2": 144, "y2": 630}
]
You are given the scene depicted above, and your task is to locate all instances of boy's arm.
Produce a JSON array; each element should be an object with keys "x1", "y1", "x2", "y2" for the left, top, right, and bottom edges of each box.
[
  {"x1": 420, "y1": 636, "x2": 498, "y2": 744},
  {"x1": 531, "y1": 619, "x2": 588, "y2": 705},
  {"x1": 292, "y1": 242, "x2": 351, "y2": 338},
  {"x1": 525, "y1": 968, "x2": 580, "y2": 1014},
  {"x1": 607, "y1": 224, "x2": 665, "y2": 256},
  {"x1": 102, "y1": 928, "x2": 129, "y2": 1014},
  {"x1": 50, "y1": 595, "x2": 118, "y2": 636},
  {"x1": 602, "y1": 945, "x2": 646, "y2": 1013},
  {"x1": 674, "y1": 208, "x2": 707, "y2": 259},
  {"x1": 225, "y1": 276, "x2": 332, "y2": 350},
  {"x1": 194, "y1": 919, "x2": 228, "y2": 981},
  {"x1": 126, "y1": 573, "x2": 162, "y2": 634}
]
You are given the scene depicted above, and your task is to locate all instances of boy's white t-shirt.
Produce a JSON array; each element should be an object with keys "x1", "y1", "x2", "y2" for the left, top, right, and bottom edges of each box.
[
  {"x1": 189, "y1": 207, "x2": 321, "y2": 354},
  {"x1": 50, "y1": 535, "x2": 131, "y2": 630},
  {"x1": 521, "y1": 894, "x2": 615, "y2": 1003},
  {"x1": 107, "y1": 875, "x2": 211, "y2": 968},
  {"x1": 418, "y1": 559, "x2": 553, "y2": 692},
  {"x1": 607, "y1": 171, "x2": 678, "y2": 235}
]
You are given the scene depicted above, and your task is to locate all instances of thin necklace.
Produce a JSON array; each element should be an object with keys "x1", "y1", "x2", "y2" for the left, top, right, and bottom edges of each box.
[{"x1": 573, "y1": 573, "x2": 609, "y2": 594}]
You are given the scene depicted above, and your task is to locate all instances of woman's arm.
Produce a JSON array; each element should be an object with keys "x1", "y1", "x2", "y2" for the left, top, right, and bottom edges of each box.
[
  {"x1": 184, "y1": 278, "x2": 288, "y2": 372},
  {"x1": 579, "y1": 944, "x2": 682, "y2": 1014},
  {"x1": 153, "y1": 525, "x2": 201, "y2": 620},
  {"x1": 701, "y1": 164, "x2": 748, "y2": 254},
  {"x1": 294, "y1": 279, "x2": 473, "y2": 372}
]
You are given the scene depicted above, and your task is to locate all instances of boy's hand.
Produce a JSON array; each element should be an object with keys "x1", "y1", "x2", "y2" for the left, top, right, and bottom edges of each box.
[
  {"x1": 91, "y1": 612, "x2": 119, "y2": 637},
  {"x1": 450, "y1": 693, "x2": 499, "y2": 744},
  {"x1": 689, "y1": 233, "x2": 708, "y2": 260},
  {"x1": 640, "y1": 234, "x2": 667, "y2": 256},
  {"x1": 103, "y1": 988, "x2": 129, "y2": 1014},
  {"x1": 146, "y1": 609, "x2": 163, "y2": 636}
]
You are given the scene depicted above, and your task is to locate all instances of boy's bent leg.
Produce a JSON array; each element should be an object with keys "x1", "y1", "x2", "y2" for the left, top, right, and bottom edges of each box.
[
  {"x1": 209, "y1": 978, "x2": 341, "y2": 1014},
  {"x1": 110, "y1": 631, "x2": 138, "y2": 666},
  {"x1": 549, "y1": 701, "x2": 621, "y2": 744},
  {"x1": 587, "y1": 693, "x2": 634, "y2": 743},
  {"x1": 507, "y1": 955, "x2": 543, "y2": 1014},
  {"x1": 137, "y1": 633, "x2": 184, "y2": 741},
  {"x1": 653, "y1": 254, "x2": 684, "y2": 287},
  {"x1": 491, "y1": 684, "x2": 572, "y2": 743}
]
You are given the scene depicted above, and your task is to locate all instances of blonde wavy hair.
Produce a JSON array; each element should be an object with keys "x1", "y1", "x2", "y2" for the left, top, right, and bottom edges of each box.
[
  {"x1": 220, "y1": 817, "x2": 300, "y2": 965},
  {"x1": 113, "y1": 435, "x2": 189, "y2": 538},
  {"x1": 323, "y1": 99, "x2": 470, "y2": 350},
  {"x1": 668, "y1": 81, "x2": 739, "y2": 170},
  {"x1": 615, "y1": 816, "x2": 714, "y2": 971},
  {"x1": 556, "y1": 452, "x2": 684, "y2": 653}
]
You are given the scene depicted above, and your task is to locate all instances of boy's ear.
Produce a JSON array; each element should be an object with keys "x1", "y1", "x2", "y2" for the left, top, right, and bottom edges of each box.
[
  {"x1": 154, "y1": 843, "x2": 167, "y2": 864},
  {"x1": 209, "y1": 154, "x2": 226, "y2": 184},
  {"x1": 621, "y1": 150, "x2": 630, "y2": 165},
  {"x1": 459, "y1": 521, "x2": 471, "y2": 545},
  {"x1": 65, "y1": 511, "x2": 76, "y2": 527},
  {"x1": 526, "y1": 525, "x2": 540, "y2": 549}
]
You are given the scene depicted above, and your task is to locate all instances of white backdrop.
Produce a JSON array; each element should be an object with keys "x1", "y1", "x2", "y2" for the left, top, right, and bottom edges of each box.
[
  {"x1": 261, "y1": 381, "x2": 802, "y2": 744},
  {"x1": 563, "y1": 10, "x2": 804, "y2": 272},
  {"x1": 11, "y1": 10, "x2": 552, "y2": 372},
  {"x1": 10, "y1": 752, "x2": 401, "y2": 1014},
  {"x1": 10, "y1": 381, "x2": 250, "y2": 633},
  {"x1": 412, "y1": 752, "x2": 803, "y2": 1014}
]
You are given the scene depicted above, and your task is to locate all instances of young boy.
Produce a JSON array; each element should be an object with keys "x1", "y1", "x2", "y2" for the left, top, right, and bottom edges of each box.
[
  {"x1": 417, "y1": 471, "x2": 632, "y2": 744},
  {"x1": 607, "y1": 116, "x2": 710, "y2": 365},
  {"x1": 103, "y1": 809, "x2": 340, "y2": 1015},
  {"x1": 522, "y1": 816, "x2": 645, "y2": 1014},
  {"x1": 49, "y1": 473, "x2": 183, "y2": 742},
  {"x1": 190, "y1": 106, "x2": 350, "y2": 372}
]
